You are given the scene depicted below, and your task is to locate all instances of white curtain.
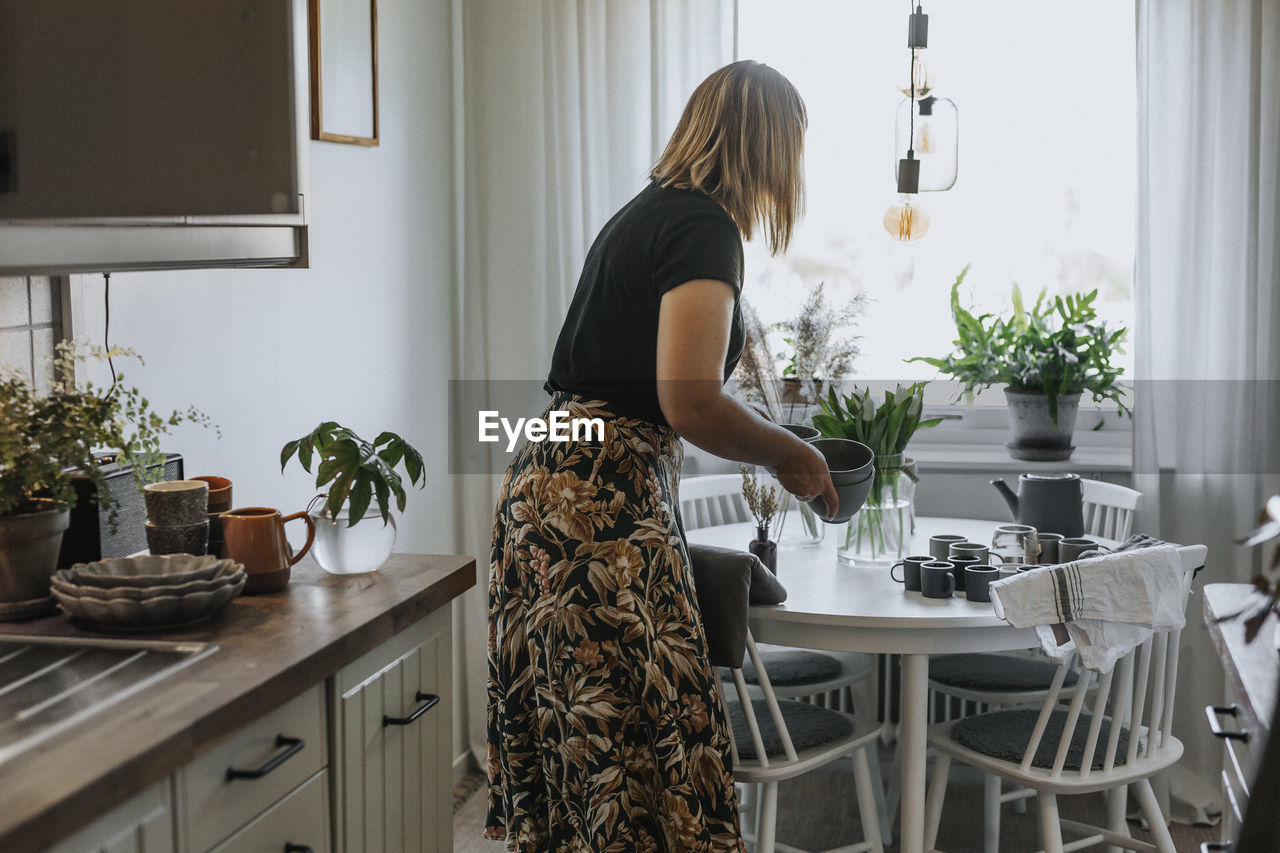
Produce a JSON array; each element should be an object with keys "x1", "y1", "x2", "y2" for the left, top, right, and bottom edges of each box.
[
  {"x1": 1135, "y1": 0, "x2": 1280, "y2": 824},
  {"x1": 450, "y1": 0, "x2": 735, "y2": 773}
]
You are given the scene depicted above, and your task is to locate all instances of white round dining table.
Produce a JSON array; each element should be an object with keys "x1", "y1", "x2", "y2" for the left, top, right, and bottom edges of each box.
[{"x1": 685, "y1": 515, "x2": 1051, "y2": 853}]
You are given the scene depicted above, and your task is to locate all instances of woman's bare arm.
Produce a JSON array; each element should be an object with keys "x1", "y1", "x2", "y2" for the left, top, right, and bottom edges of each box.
[{"x1": 655, "y1": 279, "x2": 838, "y2": 516}]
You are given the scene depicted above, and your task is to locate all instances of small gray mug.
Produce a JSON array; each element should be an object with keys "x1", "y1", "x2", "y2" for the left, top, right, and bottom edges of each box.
[
  {"x1": 929, "y1": 534, "x2": 967, "y2": 562},
  {"x1": 965, "y1": 566, "x2": 1001, "y2": 602},
  {"x1": 920, "y1": 561, "x2": 956, "y2": 599},
  {"x1": 1037, "y1": 532, "x2": 1065, "y2": 564},
  {"x1": 1059, "y1": 537, "x2": 1100, "y2": 563}
]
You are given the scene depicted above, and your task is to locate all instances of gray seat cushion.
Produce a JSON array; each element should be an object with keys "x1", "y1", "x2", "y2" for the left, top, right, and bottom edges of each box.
[
  {"x1": 728, "y1": 699, "x2": 854, "y2": 760},
  {"x1": 721, "y1": 649, "x2": 845, "y2": 687},
  {"x1": 951, "y1": 708, "x2": 1130, "y2": 770},
  {"x1": 929, "y1": 653, "x2": 1079, "y2": 692}
]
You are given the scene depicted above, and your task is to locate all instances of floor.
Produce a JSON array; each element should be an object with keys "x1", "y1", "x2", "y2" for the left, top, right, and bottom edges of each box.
[{"x1": 454, "y1": 755, "x2": 1221, "y2": 852}]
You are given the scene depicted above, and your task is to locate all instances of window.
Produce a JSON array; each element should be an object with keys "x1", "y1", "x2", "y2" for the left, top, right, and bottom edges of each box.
[
  {"x1": 736, "y1": 0, "x2": 1136, "y2": 410},
  {"x1": 0, "y1": 276, "x2": 65, "y2": 396}
]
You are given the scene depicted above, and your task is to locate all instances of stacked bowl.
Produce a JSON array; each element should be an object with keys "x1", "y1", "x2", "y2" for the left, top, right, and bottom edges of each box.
[
  {"x1": 51, "y1": 554, "x2": 245, "y2": 630},
  {"x1": 803, "y1": 438, "x2": 876, "y2": 524},
  {"x1": 144, "y1": 480, "x2": 209, "y2": 556}
]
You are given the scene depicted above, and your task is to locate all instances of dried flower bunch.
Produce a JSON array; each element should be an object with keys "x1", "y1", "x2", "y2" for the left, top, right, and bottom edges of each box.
[
  {"x1": 1231, "y1": 495, "x2": 1280, "y2": 643},
  {"x1": 740, "y1": 465, "x2": 782, "y2": 533},
  {"x1": 772, "y1": 280, "x2": 866, "y2": 388}
]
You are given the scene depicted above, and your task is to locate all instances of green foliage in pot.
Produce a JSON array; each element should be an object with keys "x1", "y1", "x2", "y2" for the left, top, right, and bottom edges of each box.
[
  {"x1": 0, "y1": 341, "x2": 214, "y2": 519},
  {"x1": 910, "y1": 265, "x2": 1130, "y2": 424},
  {"x1": 280, "y1": 422, "x2": 425, "y2": 527}
]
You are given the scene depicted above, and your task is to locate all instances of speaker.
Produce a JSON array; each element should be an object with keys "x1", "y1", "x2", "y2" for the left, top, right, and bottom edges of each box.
[{"x1": 57, "y1": 453, "x2": 184, "y2": 568}]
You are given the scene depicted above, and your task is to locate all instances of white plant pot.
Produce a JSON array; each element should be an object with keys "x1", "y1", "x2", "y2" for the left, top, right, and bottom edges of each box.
[{"x1": 309, "y1": 509, "x2": 396, "y2": 575}]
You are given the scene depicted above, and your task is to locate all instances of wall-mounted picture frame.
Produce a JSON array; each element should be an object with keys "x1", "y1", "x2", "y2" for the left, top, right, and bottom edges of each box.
[{"x1": 309, "y1": 0, "x2": 379, "y2": 146}]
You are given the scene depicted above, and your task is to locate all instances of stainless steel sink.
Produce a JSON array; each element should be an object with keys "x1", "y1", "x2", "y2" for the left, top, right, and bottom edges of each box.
[{"x1": 0, "y1": 635, "x2": 217, "y2": 764}]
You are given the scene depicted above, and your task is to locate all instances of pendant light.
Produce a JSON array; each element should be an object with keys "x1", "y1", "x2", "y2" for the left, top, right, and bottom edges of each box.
[
  {"x1": 883, "y1": 3, "x2": 956, "y2": 242},
  {"x1": 884, "y1": 4, "x2": 930, "y2": 243}
]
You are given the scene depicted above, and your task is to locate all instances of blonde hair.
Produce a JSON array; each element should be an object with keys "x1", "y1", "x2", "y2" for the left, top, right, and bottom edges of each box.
[{"x1": 651, "y1": 60, "x2": 807, "y2": 256}]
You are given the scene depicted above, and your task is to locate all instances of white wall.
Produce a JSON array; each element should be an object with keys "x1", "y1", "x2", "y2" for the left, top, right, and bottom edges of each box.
[{"x1": 70, "y1": 0, "x2": 465, "y2": 776}]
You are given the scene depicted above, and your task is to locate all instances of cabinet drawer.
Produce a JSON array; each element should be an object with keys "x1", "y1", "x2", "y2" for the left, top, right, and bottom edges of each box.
[
  {"x1": 179, "y1": 684, "x2": 326, "y2": 852},
  {"x1": 208, "y1": 769, "x2": 330, "y2": 853},
  {"x1": 44, "y1": 779, "x2": 173, "y2": 853}
]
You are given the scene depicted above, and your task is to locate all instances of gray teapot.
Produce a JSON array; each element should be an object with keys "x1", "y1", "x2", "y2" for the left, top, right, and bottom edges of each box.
[{"x1": 991, "y1": 473, "x2": 1084, "y2": 537}]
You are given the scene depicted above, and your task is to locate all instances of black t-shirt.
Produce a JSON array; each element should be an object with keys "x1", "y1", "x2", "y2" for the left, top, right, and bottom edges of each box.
[{"x1": 545, "y1": 181, "x2": 745, "y2": 427}]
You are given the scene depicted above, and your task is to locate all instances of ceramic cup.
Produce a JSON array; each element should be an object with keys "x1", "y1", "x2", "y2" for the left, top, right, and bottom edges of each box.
[
  {"x1": 144, "y1": 519, "x2": 209, "y2": 556},
  {"x1": 920, "y1": 561, "x2": 956, "y2": 599},
  {"x1": 1037, "y1": 533, "x2": 1065, "y2": 564},
  {"x1": 946, "y1": 554, "x2": 983, "y2": 591},
  {"x1": 890, "y1": 555, "x2": 934, "y2": 592},
  {"x1": 220, "y1": 507, "x2": 315, "y2": 594},
  {"x1": 949, "y1": 541, "x2": 993, "y2": 568},
  {"x1": 1059, "y1": 537, "x2": 1100, "y2": 563},
  {"x1": 143, "y1": 480, "x2": 209, "y2": 527},
  {"x1": 192, "y1": 475, "x2": 233, "y2": 514},
  {"x1": 991, "y1": 523, "x2": 1038, "y2": 564},
  {"x1": 928, "y1": 534, "x2": 967, "y2": 562},
  {"x1": 997, "y1": 567, "x2": 1020, "y2": 580},
  {"x1": 965, "y1": 566, "x2": 1001, "y2": 602}
]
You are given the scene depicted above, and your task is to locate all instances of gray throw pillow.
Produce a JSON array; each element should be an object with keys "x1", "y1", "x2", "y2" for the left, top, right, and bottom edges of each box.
[{"x1": 686, "y1": 543, "x2": 787, "y2": 668}]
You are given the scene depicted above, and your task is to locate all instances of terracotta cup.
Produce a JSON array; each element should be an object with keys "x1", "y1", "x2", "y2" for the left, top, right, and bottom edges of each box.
[
  {"x1": 192, "y1": 475, "x2": 233, "y2": 513},
  {"x1": 220, "y1": 507, "x2": 314, "y2": 594}
]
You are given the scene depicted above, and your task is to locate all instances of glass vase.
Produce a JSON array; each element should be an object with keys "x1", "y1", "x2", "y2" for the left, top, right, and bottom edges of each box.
[
  {"x1": 837, "y1": 453, "x2": 915, "y2": 566},
  {"x1": 773, "y1": 493, "x2": 826, "y2": 548}
]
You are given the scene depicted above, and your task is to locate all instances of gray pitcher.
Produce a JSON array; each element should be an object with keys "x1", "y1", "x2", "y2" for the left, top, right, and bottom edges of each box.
[{"x1": 991, "y1": 473, "x2": 1084, "y2": 538}]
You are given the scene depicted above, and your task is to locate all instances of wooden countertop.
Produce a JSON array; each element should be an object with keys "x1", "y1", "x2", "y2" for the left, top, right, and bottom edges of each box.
[
  {"x1": 1204, "y1": 583, "x2": 1279, "y2": 733},
  {"x1": 0, "y1": 553, "x2": 476, "y2": 853}
]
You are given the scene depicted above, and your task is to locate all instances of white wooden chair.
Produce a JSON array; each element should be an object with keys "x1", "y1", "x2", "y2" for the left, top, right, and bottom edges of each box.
[
  {"x1": 922, "y1": 544, "x2": 1206, "y2": 853},
  {"x1": 680, "y1": 473, "x2": 892, "y2": 842},
  {"x1": 1081, "y1": 480, "x2": 1143, "y2": 542},
  {"x1": 727, "y1": 629, "x2": 885, "y2": 853},
  {"x1": 920, "y1": 481, "x2": 1148, "y2": 851}
]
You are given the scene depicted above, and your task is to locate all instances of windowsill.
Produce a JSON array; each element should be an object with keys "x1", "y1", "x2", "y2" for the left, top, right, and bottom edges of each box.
[{"x1": 907, "y1": 442, "x2": 1132, "y2": 474}]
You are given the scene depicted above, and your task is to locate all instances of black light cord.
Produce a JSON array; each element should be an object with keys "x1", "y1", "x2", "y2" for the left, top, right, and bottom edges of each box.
[{"x1": 103, "y1": 271, "x2": 116, "y2": 385}]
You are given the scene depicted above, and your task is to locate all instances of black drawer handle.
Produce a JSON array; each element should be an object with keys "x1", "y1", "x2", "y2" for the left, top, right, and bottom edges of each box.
[
  {"x1": 1205, "y1": 704, "x2": 1250, "y2": 742},
  {"x1": 383, "y1": 692, "x2": 440, "y2": 727},
  {"x1": 284, "y1": 845, "x2": 313, "y2": 853},
  {"x1": 226, "y1": 735, "x2": 305, "y2": 781},
  {"x1": 1201, "y1": 843, "x2": 1232, "y2": 852}
]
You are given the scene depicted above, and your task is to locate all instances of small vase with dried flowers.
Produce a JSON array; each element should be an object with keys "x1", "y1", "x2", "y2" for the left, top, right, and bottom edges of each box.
[{"x1": 741, "y1": 465, "x2": 782, "y2": 573}]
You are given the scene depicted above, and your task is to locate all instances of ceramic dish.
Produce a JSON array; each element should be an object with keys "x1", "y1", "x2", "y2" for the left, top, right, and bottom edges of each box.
[
  {"x1": 52, "y1": 573, "x2": 245, "y2": 630},
  {"x1": 65, "y1": 554, "x2": 227, "y2": 588},
  {"x1": 51, "y1": 566, "x2": 245, "y2": 601}
]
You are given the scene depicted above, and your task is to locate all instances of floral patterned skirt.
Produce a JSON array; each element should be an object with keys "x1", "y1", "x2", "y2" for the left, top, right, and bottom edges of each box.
[{"x1": 485, "y1": 393, "x2": 744, "y2": 853}]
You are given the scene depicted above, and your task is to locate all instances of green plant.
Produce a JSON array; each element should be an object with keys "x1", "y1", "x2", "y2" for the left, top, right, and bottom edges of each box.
[
  {"x1": 910, "y1": 265, "x2": 1130, "y2": 424},
  {"x1": 0, "y1": 341, "x2": 214, "y2": 519},
  {"x1": 280, "y1": 422, "x2": 425, "y2": 527},
  {"x1": 813, "y1": 382, "x2": 941, "y2": 559}
]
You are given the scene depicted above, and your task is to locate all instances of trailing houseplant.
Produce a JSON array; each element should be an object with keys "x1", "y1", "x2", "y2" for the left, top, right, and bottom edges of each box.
[
  {"x1": 280, "y1": 422, "x2": 425, "y2": 574},
  {"x1": 910, "y1": 265, "x2": 1129, "y2": 459},
  {"x1": 813, "y1": 381, "x2": 941, "y2": 563},
  {"x1": 0, "y1": 341, "x2": 213, "y2": 616}
]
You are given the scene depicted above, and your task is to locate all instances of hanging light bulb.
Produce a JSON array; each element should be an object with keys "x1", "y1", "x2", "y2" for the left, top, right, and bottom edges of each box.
[
  {"x1": 883, "y1": 197, "x2": 931, "y2": 243},
  {"x1": 897, "y1": 54, "x2": 935, "y2": 99},
  {"x1": 883, "y1": 152, "x2": 930, "y2": 243},
  {"x1": 896, "y1": 95, "x2": 958, "y2": 189}
]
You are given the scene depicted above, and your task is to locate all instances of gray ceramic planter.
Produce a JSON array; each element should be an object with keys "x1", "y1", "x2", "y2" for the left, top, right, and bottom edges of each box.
[
  {"x1": 1003, "y1": 387, "x2": 1081, "y2": 461},
  {"x1": 0, "y1": 505, "x2": 70, "y2": 619}
]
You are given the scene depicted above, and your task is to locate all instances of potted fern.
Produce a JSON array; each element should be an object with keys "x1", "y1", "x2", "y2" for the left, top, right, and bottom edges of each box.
[
  {"x1": 0, "y1": 342, "x2": 212, "y2": 619},
  {"x1": 280, "y1": 422, "x2": 425, "y2": 575},
  {"x1": 911, "y1": 265, "x2": 1129, "y2": 461}
]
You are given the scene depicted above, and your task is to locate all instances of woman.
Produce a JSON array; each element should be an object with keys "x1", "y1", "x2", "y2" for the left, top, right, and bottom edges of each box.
[{"x1": 486, "y1": 60, "x2": 837, "y2": 852}]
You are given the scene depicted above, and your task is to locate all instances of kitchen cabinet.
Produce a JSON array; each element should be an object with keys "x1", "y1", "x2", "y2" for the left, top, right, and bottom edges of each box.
[
  {"x1": 1204, "y1": 584, "x2": 1277, "y2": 851},
  {"x1": 0, "y1": 0, "x2": 309, "y2": 274},
  {"x1": 176, "y1": 684, "x2": 328, "y2": 852},
  {"x1": 330, "y1": 605, "x2": 451, "y2": 853}
]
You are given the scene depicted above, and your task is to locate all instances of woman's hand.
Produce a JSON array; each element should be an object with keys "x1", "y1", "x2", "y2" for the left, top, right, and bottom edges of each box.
[{"x1": 773, "y1": 439, "x2": 839, "y2": 521}]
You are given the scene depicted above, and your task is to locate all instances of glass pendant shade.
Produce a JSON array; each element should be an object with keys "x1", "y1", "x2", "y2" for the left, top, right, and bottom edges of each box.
[
  {"x1": 895, "y1": 96, "x2": 958, "y2": 191},
  {"x1": 883, "y1": 196, "x2": 930, "y2": 243}
]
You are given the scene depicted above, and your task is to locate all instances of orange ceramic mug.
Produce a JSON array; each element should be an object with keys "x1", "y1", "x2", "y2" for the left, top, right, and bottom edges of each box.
[{"x1": 220, "y1": 507, "x2": 315, "y2": 594}]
